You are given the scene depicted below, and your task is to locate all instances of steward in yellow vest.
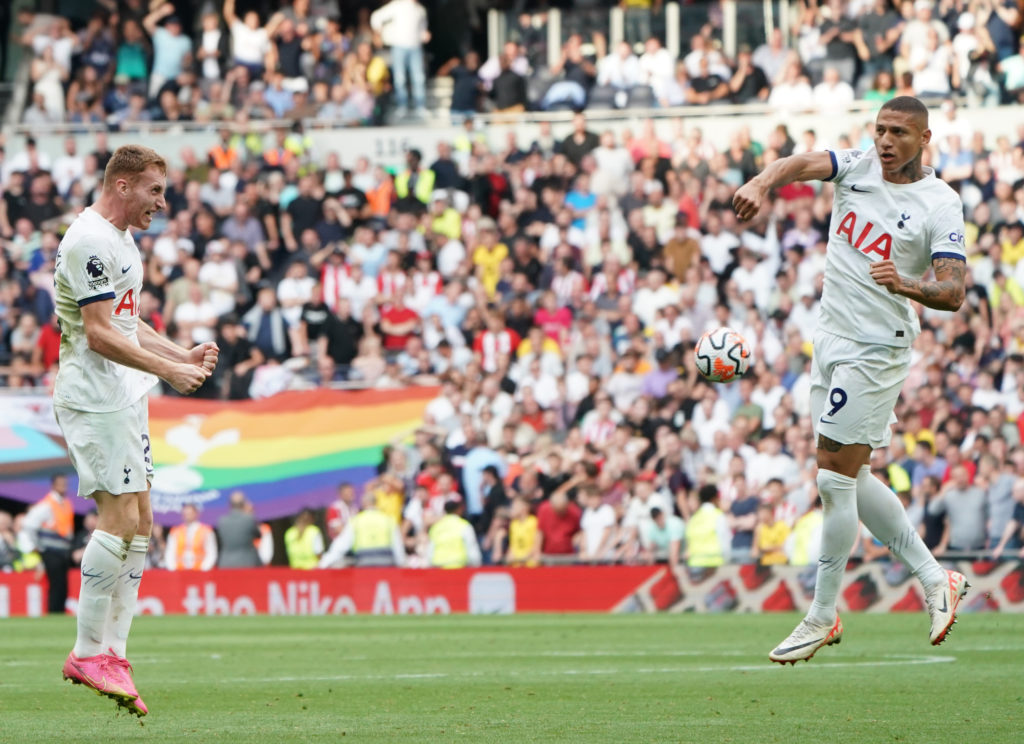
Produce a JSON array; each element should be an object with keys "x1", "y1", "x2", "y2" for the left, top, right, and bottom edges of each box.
[
  {"x1": 685, "y1": 485, "x2": 729, "y2": 568},
  {"x1": 393, "y1": 149, "x2": 436, "y2": 205},
  {"x1": 284, "y1": 509, "x2": 324, "y2": 569},
  {"x1": 350, "y1": 493, "x2": 403, "y2": 567},
  {"x1": 428, "y1": 500, "x2": 481, "y2": 569},
  {"x1": 789, "y1": 499, "x2": 824, "y2": 567}
]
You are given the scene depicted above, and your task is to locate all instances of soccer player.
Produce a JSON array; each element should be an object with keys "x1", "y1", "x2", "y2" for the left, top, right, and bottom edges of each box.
[
  {"x1": 733, "y1": 96, "x2": 969, "y2": 664},
  {"x1": 54, "y1": 145, "x2": 217, "y2": 714}
]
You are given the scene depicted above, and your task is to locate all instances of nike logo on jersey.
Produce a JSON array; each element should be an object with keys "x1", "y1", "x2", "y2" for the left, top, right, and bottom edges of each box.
[
  {"x1": 121, "y1": 265, "x2": 132, "y2": 273},
  {"x1": 850, "y1": 184, "x2": 871, "y2": 193},
  {"x1": 818, "y1": 419, "x2": 836, "y2": 424}
]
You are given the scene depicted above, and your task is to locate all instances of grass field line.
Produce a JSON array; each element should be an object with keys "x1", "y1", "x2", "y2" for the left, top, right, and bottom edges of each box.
[{"x1": 186, "y1": 653, "x2": 957, "y2": 685}]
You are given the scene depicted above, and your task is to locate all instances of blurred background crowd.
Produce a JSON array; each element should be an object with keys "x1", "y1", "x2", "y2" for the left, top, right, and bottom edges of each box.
[
  {"x1": 5, "y1": 0, "x2": 1024, "y2": 127},
  {"x1": 1, "y1": 0, "x2": 1024, "y2": 575}
]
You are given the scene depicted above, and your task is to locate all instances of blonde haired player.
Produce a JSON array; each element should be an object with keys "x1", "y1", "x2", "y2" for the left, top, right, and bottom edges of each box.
[
  {"x1": 733, "y1": 96, "x2": 969, "y2": 664},
  {"x1": 55, "y1": 145, "x2": 218, "y2": 714}
]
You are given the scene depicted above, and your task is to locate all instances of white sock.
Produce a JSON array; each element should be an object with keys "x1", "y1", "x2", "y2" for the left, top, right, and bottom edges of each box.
[
  {"x1": 73, "y1": 530, "x2": 128, "y2": 658},
  {"x1": 855, "y1": 465, "x2": 946, "y2": 590},
  {"x1": 104, "y1": 534, "x2": 149, "y2": 657},
  {"x1": 807, "y1": 469, "x2": 859, "y2": 626}
]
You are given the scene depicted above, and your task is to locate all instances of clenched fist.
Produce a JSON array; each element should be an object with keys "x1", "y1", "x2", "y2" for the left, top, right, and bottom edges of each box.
[{"x1": 190, "y1": 341, "x2": 220, "y2": 374}]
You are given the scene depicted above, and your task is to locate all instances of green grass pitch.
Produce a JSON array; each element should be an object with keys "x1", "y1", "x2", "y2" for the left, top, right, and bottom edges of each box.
[{"x1": 2, "y1": 613, "x2": 1022, "y2": 743}]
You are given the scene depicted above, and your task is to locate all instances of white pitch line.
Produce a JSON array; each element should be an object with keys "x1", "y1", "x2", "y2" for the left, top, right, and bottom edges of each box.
[{"x1": 195, "y1": 654, "x2": 956, "y2": 685}]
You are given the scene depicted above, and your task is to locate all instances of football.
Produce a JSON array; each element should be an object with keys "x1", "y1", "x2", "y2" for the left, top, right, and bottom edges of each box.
[{"x1": 694, "y1": 327, "x2": 752, "y2": 382}]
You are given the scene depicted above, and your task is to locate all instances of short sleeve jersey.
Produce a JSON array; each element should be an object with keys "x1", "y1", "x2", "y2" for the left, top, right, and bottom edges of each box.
[
  {"x1": 821, "y1": 147, "x2": 966, "y2": 347},
  {"x1": 53, "y1": 208, "x2": 158, "y2": 412}
]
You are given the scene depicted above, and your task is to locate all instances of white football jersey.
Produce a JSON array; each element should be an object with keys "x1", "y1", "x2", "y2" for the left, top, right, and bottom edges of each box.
[
  {"x1": 54, "y1": 207, "x2": 158, "y2": 412},
  {"x1": 820, "y1": 147, "x2": 966, "y2": 347}
]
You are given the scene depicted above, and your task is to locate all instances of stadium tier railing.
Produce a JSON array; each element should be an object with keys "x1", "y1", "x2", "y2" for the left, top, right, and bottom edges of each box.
[{"x1": 8, "y1": 100, "x2": 1021, "y2": 174}]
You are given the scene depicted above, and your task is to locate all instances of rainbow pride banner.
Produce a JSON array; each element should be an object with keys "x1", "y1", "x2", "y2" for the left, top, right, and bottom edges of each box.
[{"x1": 0, "y1": 388, "x2": 436, "y2": 523}]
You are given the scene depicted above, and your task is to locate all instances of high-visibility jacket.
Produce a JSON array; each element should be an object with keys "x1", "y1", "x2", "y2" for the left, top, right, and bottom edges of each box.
[
  {"x1": 351, "y1": 509, "x2": 398, "y2": 567},
  {"x1": 284, "y1": 525, "x2": 322, "y2": 569},
  {"x1": 169, "y1": 523, "x2": 213, "y2": 570},
  {"x1": 790, "y1": 509, "x2": 823, "y2": 567},
  {"x1": 429, "y1": 514, "x2": 470, "y2": 568},
  {"x1": 208, "y1": 143, "x2": 238, "y2": 170},
  {"x1": 38, "y1": 491, "x2": 73, "y2": 551},
  {"x1": 394, "y1": 168, "x2": 435, "y2": 203},
  {"x1": 685, "y1": 505, "x2": 725, "y2": 567}
]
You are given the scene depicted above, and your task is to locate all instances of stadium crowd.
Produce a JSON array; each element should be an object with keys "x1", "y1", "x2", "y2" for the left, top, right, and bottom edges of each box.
[
  {"x1": 2, "y1": 95, "x2": 1024, "y2": 570},
  {"x1": 12, "y1": 0, "x2": 1024, "y2": 128},
  {"x1": 2, "y1": 1, "x2": 1024, "y2": 574}
]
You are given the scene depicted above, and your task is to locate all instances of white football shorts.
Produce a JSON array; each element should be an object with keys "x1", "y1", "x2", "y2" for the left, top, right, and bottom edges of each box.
[
  {"x1": 809, "y1": 330, "x2": 911, "y2": 450},
  {"x1": 55, "y1": 397, "x2": 154, "y2": 498}
]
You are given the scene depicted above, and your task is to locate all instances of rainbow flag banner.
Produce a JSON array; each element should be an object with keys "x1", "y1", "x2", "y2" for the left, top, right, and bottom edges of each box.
[
  {"x1": 147, "y1": 388, "x2": 436, "y2": 521},
  {"x1": 0, "y1": 388, "x2": 435, "y2": 523}
]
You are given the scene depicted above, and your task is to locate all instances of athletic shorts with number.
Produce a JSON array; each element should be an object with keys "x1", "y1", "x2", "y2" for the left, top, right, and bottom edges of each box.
[
  {"x1": 55, "y1": 397, "x2": 154, "y2": 498},
  {"x1": 810, "y1": 330, "x2": 911, "y2": 450}
]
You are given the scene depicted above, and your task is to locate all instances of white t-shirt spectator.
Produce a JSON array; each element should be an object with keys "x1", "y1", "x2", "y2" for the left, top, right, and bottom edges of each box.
[
  {"x1": 701, "y1": 230, "x2": 740, "y2": 275},
  {"x1": 768, "y1": 77, "x2": 814, "y2": 113},
  {"x1": 812, "y1": 79, "x2": 854, "y2": 116},
  {"x1": 277, "y1": 275, "x2": 316, "y2": 326},
  {"x1": 632, "y1": 284, "x2": 681, "y2": 328},
  {"x1": 197, "y1": 258, "x2": 239, "y2": 316},
  {"x1": 175, "y1": 297, "x2": 218, "y2": 345},
  {"x1": 639, "y1": 48, "x2": 675, "y2": 100},
  {"x1": 231, "y1": 20, "x2": 271, "y2": 65},
  {"x1": 910, "y1": 44, "x2": 952, "y2": 96},
  {"x1": 580, "y1": 503, "x2": 618, "y2": 558}
]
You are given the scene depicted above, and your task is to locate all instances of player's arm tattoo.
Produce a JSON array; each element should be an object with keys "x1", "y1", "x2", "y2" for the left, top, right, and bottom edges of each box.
[
  {"x1": 817, "y1": 434, "x2": 844, "y2": 452},
  {"x1": 897, "y1": 257, "x2": 965, "y2": 311}
]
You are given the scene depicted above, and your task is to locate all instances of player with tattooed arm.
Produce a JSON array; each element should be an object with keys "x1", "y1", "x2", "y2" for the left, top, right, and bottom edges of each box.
[{"x1": 732, "y1": 96, "x2": 969, "y2": 664}]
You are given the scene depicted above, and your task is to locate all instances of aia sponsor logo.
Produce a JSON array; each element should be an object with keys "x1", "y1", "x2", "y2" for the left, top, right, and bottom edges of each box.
[{"x1": 835, "y1": 210, "x2": 892, "y2": 260}]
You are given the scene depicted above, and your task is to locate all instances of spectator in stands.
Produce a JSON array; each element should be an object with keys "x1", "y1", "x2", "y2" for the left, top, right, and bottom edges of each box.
[
  {"x1": 371, "y1": 0, "x2": 430, "y2": 120},
  {"x1": 491, "y1": 53, "x2": 529, "y2": 118},
  {"x1": 639, "y1": 35, "x2": 675, "y2": 104},
  {"x1": 442, "y1": 52, "x2": 481, "y2": 123},
  {"x1": 224, "y1": 0, "x2": 270, "y2": 78},
  {"x1": 998, "y1": 38, "x2": 1024, "y2": 103},
  {"x1": 164, "y1": 504, "x2": 218, "y2": 571},
  {"x1": 243, "y1": 284, "x2": 291, "y2": 361},
  {"x1": 641, "y1": 505, "x2": 685, "y2": 568},
  {"x1": 813, "y1": 65, "x2": 855, "y2": 115},
  {"x1": 992, "y1": 480, "x2": 1024, "y2": 559},
  {"x1": 930, "y1": 464, "x2": 988, "y2": 554},
  {"x1": 857, "y1": 0, "x2": 903, "y2": 84},
  {"x1": 768, "y1": 55, "x2": 814, "y2": 113},
  {"x1": 543, "y1": 33, "x2": 596, "y2": 111},
  {"x1": 143, "y1": 2, "x2": 192, "y2": 99},
  {"x1": 910, "y1": 27, "x2": 954, "y2": 99},
  {"x1": 730, "y1": 45, "x2": 770, "y2": 103},
  {"x1": 216, "y1": 490, "x2": 262, "y2": 568},
  {"x1": 597, "y1": 40, "x2": 642, "y2": 94},
  {"x1": 753, "y1": 26, "x2": 788, "y2": 85},
  {"x1": 537, "y1": 488, "x2": 582, "y2": 560}
]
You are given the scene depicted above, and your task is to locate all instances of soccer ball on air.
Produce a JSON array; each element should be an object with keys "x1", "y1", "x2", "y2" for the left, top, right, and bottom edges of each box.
[{"x1": 694, "y1": 327, "x2": 753, "y2": 383}]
